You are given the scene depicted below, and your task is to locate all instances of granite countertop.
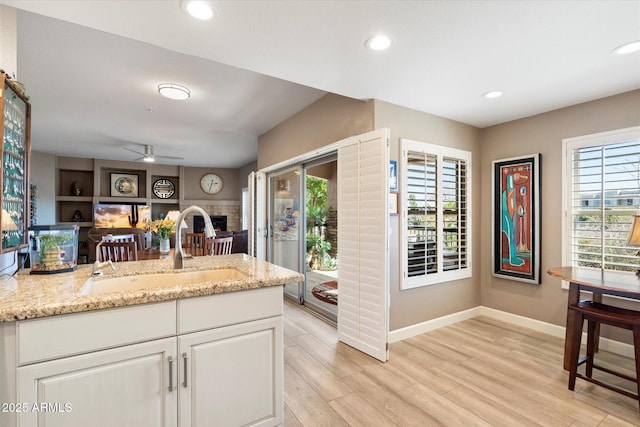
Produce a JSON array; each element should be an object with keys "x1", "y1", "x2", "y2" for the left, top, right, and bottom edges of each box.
[{"x1": 0, "y1": 254, "x2": 303, "y2": 322}]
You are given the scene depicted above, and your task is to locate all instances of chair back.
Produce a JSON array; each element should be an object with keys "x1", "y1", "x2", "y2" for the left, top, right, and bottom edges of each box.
[
  {"x1": 185, "y1": 233, "x2": 206, "y2": 256},
  {"x1": 207, "y1": 236, "x2": 233, "y2": 256},
  {"x1": 111, "y1": 234, "x2": 136, "y2": 244},
  {"x1": 99, "y1": 241, "x2": 138, "y2": 262}
]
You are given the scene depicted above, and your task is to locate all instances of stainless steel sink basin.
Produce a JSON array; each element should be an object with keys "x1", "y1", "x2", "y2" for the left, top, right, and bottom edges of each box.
[{"x1": 80, "y1": 269, "x2": 247, "y2": 296}]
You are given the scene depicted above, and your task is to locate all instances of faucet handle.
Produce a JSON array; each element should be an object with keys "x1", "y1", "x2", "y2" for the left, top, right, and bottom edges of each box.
[{"x1": 106, "y1": 260, "x2": 115, "y2": 271}]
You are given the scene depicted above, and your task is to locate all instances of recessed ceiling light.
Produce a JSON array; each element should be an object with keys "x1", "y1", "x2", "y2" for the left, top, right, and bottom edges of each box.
[
  {"x1": 483, "y1": 90, "x2": 503, "y2": 99},
  {"x1": 613, "y1": 40, "x2": 640, "y2": 55},
  {"x1": 157, "y1": 83, "x2": 191, "y2": 100},
  {"x1": 365, "y1": 35, "x2": 392, "y2": 51},
  {"x1": 181, "y1": 0, "x2": 216, "y2": 20}
]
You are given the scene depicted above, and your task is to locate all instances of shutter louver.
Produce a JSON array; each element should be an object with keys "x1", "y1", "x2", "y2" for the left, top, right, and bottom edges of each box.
[
  {"x1": 337, "y1": 129, "x2": 389, "y2": 362},
  {"x1": 402, "y1": 139, "x2": 471, "y2": 289},
  {"x1": 570, "y1": 140, "x2": 640, "y2": 271}
]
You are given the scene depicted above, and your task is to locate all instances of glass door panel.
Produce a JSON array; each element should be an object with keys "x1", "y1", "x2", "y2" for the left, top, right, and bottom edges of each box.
[
  {"x1": 268, "y1": 168, "x2": 302, "y2": 302},
  {"x1": 303, "y1": 158, "x2": 338, "y2": 322}
]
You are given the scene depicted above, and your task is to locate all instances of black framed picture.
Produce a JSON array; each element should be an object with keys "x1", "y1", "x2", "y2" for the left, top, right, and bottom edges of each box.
[{"x1": 492, "y1": 154, "x2": 541, "y2": 284}]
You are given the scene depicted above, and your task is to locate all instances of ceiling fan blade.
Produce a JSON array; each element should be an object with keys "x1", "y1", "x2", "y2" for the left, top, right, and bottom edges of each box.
[
  {"x1": 123, "y1": 144, "x2": 182, "y2": 161},
  {"x1": 155, "y1": 154, "x2": 184, "y2": 160},
  {"x1": 123, "y1": 146, "x2": 145, "y2": 156}
]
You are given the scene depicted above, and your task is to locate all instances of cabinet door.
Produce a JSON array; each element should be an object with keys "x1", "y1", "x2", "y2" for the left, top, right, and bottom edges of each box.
[
  {"x1": 18, "y1": 338, "x2": 177, "y2": 427},
  {"x1": 178, "y1": 317, "x2": 283, "y2": 427}
]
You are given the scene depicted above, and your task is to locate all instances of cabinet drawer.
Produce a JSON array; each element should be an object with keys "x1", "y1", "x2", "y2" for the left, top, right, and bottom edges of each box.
[
  {"x1": 178, "y1": 286, "x2": 283, "y2": 334},
  {"x1": 17, "y1": 301, "x2": 176, "y2": 365}
]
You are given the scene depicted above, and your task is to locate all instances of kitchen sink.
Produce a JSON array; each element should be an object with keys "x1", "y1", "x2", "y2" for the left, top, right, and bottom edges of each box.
[{"x1": 80, "y1": 269, "x2": 247, "y2": 296}]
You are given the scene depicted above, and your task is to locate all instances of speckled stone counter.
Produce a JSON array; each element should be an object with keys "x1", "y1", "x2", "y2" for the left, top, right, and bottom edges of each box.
[{"x1": 0, "y1": 254, "x2": 303, "y2": 321}]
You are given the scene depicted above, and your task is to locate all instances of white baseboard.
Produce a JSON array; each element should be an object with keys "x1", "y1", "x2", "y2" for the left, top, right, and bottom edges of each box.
[
  {"x1": 389, "y1": 305, "x2": 635, "y2": 359},
  {"x1": 388, "y1": 307, "x2": 481, "y2": 342}
]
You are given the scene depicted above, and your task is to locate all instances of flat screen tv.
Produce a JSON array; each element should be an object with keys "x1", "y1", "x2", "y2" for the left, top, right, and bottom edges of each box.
[{"x1": 93, "y1": 204, "x2": 151, "y2": 229}]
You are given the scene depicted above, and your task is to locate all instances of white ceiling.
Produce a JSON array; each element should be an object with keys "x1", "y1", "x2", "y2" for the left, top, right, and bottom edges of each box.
[{"x1": 2, "y1": 0, "x2": 639, "y2": 168}]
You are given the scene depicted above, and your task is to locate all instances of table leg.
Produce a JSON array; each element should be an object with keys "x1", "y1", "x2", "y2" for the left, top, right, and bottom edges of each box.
[
  {"x1": 564, "y1": 282, "x2": 580, "y2": 370},
  {"x1": 592, "y1": 291, "x2": 603, "y2": 353}
]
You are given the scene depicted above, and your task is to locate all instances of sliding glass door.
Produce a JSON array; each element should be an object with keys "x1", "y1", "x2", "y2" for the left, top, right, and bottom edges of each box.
[
  {"x1": 266, "y1": 156, "x2": 338, "y2": 322},
  {"x1": 268, "y1": 167, "x2": 303, "y2": 302},
  {"x1": 303, "y1": 157, "x2": 338, "y2": 321}
]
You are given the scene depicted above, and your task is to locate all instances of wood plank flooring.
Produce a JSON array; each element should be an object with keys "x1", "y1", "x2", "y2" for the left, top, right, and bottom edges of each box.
[{"x1": 283, "y1": 300, "x2": 640, "y2": 426}]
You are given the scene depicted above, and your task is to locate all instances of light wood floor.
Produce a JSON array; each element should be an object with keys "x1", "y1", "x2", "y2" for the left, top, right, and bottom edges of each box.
[{"x1": 283, "y1": 299, "x2": 640, "y2": 426}]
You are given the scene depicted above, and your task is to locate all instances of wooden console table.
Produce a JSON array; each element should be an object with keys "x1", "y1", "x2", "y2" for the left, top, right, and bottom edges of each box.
[
  {"x1": 137, "y1": 248, "x2": 172, "y2": 260},
  {"x1": 547, "y1": 266, "x2": 640, "y2": 370}
]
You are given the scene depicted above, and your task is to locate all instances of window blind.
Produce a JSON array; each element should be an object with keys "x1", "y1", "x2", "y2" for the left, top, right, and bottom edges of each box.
[
  {"x1": 402, "y1": 139, "x2": 471, "y2": 288},
  {"x1": 569, "y1": 139, "x2": 640, "y2": 271}
]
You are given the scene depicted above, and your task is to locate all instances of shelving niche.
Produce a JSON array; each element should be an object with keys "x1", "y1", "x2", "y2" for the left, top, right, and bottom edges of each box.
[{"x1": 55, "y1": 159, "x2": 182, "y2": 261}]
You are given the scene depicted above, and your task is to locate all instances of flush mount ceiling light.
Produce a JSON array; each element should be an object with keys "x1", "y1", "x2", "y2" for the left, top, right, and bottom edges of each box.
[
  {"x1": 613, "y1": 40, "x2": 640, "y2": 55},
  {"x1": 483, "y1": 90, "x2": 503, "y2": 99},
  {"x1": 181, "y1": 0, "x2": 216, "y2": 20},
  {"x1": 157, "y1": 83, "x2": 191, "y2": 100},
  {"x1": 365, "y1": 35, "x2": 392, "y2": 51}
]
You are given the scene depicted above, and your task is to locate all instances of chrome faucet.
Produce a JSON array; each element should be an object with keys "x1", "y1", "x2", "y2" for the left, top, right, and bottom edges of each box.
[
  {"x1": 92, "y1": 234, "x2": 116, "y2": 276},
  {"x1": 174, "y1": 206, "x2": 216, "y2": 269}
]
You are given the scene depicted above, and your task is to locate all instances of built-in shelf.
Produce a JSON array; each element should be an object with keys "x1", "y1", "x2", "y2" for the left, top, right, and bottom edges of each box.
[
  {"x1": 151, "y1": 199, "x2": 180, "y2": 205},
  {"x1": 95, "y1": 197, "x2": 149, "y2": 204},
  {"x1": 56, "y1": 196, "x2": 93, "y2": 203},
  {"x1": 58, "y1": 221, "x2": 93, "y2": 228}
]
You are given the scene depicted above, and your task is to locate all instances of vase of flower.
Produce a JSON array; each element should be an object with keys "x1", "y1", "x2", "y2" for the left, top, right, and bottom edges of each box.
[
  {"x1": 159, "y1": 238, "x2": 170, "y2": 254},
  {"x1": 147, "y1": 217, "x2": 176, "y2": 255}
]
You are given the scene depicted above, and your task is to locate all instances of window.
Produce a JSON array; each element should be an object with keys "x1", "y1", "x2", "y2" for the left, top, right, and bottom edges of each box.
[
  {"x1": 241, "y1": 187, "x2": 249, "y2": 230},
  {"x1": 401, "y1": 139, "x2": 472, "y2": 289},
  {"x1": 563, "y1": 126, "x2": 640, "y2": 273}
]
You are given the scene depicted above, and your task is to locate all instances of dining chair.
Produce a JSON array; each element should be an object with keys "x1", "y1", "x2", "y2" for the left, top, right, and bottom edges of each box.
[
  {"x1": 206, "y1": 236, "x2": 233, "y2": 255},
  {"x1": 110, "y1": 233, "x2": 135, "y2": 242},
  {"x1": 99, "y1": 241, "x2": 138, "y2": 262},
  {"x1": 185, "y1": 233, "x2": 206, "y2": 256}
]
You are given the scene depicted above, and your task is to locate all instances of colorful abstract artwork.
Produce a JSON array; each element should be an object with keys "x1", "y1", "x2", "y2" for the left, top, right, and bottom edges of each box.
[{"x1": 492, "y1": 154, "x2": 541, "y2": 284}]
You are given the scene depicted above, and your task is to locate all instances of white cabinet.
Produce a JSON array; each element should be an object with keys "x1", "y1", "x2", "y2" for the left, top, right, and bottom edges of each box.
[
  {"x1": 5, "y1": 286, "x2": 284, "y2": 427},
  {"x1": 17, "y1": 338, "x2": 177, "y2": 427},
  {"x1": 178, "y1": 317, "x2": 283, "y2": 427}
]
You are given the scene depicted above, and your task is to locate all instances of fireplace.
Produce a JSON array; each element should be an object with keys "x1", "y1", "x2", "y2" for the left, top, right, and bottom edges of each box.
[{"x1": 194, "y1": 215, "x2": 227, "y2": 232}]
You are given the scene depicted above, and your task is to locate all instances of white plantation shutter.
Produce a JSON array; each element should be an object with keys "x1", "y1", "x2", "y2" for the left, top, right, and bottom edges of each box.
[
  {"x1": 248, "y1": 171, "x2": 266, "y2": 259},
  {"x1": 402, "y1": 139, "x2": 471, "y2": 289},
  {"x1": 564, "y1": 127, "x2": 640, "y2": 272},
  {"x1": 337, "y1": 129, "x2": 389, "y2": 362}
]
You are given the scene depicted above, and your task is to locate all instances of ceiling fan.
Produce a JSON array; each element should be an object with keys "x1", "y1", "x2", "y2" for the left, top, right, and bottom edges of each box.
[{"x1": 123, "y1": 144, "x2": 184, "y2": 163}]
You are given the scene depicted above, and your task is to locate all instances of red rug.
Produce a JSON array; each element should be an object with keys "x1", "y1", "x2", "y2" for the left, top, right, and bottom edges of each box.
[{"x1": 311, "y1": 280, "x2": 338, "y2": 305}]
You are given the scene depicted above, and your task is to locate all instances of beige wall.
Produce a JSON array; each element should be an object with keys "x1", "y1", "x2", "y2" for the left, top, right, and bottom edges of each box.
[
  {"x1": 479, "y1": 89, "x2": 640, "y2": 329},
  {"x1": 0, "y1": 5, "x2": 17, "y2": 77},
  {"x1": 373, "y1": 100, "x2": 482, "y2": 330},
  {"x1": 258, "y1": 93, "x2": 374, "y2": 169},
  {"x1": 31, "y1": 151, "x2": 56, "y2": 225},
  {"x1": 183, "y1": 167, "x2": 239, "y2": 200}
]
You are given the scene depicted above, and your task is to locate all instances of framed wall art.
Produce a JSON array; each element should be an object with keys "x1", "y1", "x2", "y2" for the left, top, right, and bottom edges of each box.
[
  {"x1": 492, "y1": 154, "x2": 541, "y2": 284},
  {"x1": 389, "y1": 160, "x2": 398, "y2": 190},
  {"x1": 110, "y1": 173, "x2": 139, "y2": 198},
  {"x1": 389, "y1": 191, "x2": 399, "y2": 215}
]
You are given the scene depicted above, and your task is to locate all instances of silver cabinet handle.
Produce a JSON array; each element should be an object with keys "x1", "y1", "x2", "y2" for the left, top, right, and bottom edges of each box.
[
  {"x1": 182, "y1": 352, "x2": 188, "y2": 388},
  {"x1": 168, "y1": 356, "x2": 174, "y2": 392}
]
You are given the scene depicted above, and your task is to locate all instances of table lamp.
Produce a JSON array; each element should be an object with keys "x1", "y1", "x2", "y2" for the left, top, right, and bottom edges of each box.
[
  {"x1": 626, "y1": 210, "x2": 640, "y2": 276},
  {"x1": 1, "y1": 209, "x2": 18, "y2": 231},
  {"x1": 165, "y1": 210, "x2": 188, "y2": 230}
]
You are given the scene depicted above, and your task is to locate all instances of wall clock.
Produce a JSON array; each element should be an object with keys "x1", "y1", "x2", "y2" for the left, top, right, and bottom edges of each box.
[
  {"x1": 200, "y1": 173, "x2": 223, "y2": 195},
  {"x1": 152, "y1": 178, "x2": 175, "y2": 199}
]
